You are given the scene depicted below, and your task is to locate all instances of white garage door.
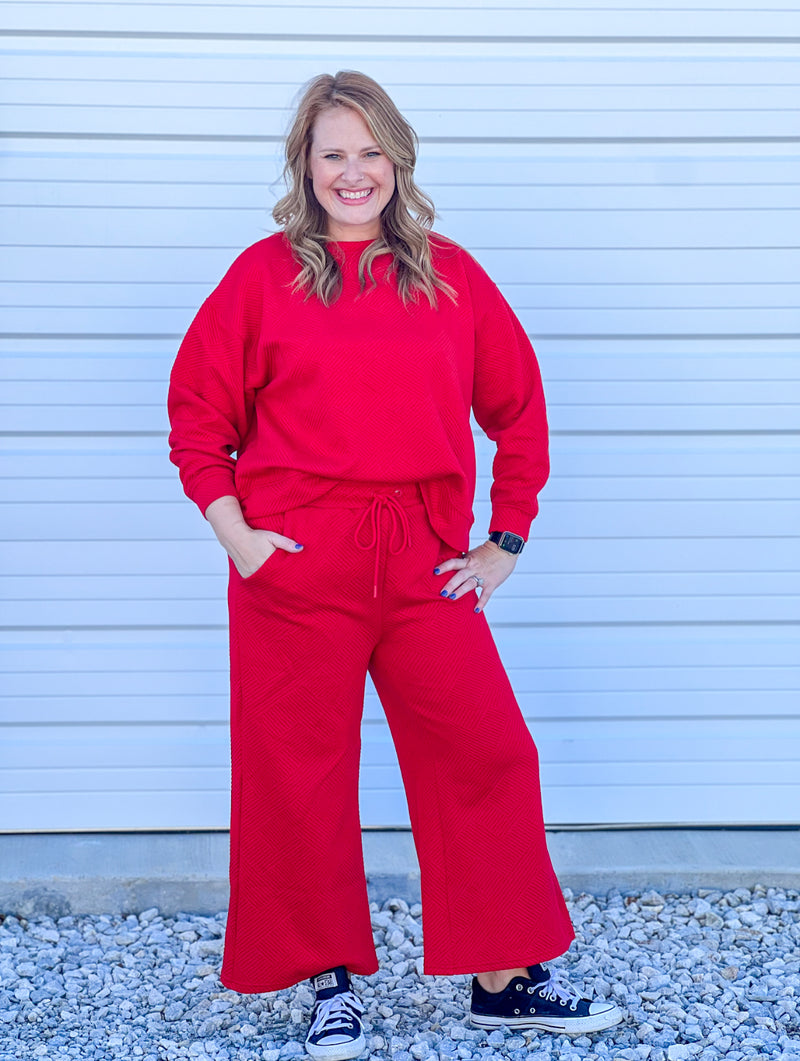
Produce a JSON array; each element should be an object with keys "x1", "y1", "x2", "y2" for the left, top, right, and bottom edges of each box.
[{"x1": 2, "y1": 1, "x2": 799, "y2": 829}]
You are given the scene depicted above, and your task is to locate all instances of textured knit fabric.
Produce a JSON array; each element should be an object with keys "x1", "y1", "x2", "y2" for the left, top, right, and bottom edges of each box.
[
  {"x1": 167, "y1": 232, "x2": 549, "y2": 551},
  {"x1": 221, "y1": 482, "x2": 575, "y2": 994}
]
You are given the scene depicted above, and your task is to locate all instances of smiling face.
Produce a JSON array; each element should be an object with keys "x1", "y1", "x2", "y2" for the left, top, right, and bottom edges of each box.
[{"x1": 308, "y1": 106, "x2": 396, "y2": 241}]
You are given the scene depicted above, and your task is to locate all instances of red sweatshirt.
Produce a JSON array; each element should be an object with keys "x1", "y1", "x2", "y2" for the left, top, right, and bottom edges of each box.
[{"x1": 167, "y1": 232, "x2": 548, "y2": 553}]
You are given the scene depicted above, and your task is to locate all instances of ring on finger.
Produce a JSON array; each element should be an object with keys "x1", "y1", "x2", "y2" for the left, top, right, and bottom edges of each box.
[{"x1": 468, "y1": 574, "x2": 484, "y2": 587}]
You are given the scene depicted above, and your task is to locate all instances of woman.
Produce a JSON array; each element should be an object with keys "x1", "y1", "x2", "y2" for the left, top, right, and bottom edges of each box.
[{"x1": 168, "y1": 71, "x2": 622, "y2": 1058}]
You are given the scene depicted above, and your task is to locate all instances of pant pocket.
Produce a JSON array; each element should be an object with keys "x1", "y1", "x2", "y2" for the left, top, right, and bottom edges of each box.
[{"x1": 231, "y1": 512, "x2": 287, "y2": 585}]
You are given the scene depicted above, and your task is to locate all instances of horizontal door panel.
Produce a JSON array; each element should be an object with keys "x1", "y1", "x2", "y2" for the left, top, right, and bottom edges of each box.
[
  {"x1": 4, "y1": 684, "x2": 799, "y2": 725},
  {"x1": 546, "y1": 376, "x2": 800, "y2": 403},
  {"x1": 3, "y1": 439, "x2": 800, "y2": 484},
  {"x1": 0, "y1": 695, "x2": 228, "y2": 725},
  {"x1": 4, "y1": 335, "x2": 796, "y2": 361},
  {"x1": 4, "y1": 498, "x2": 799, "y2": 541},
  {"x1": 364, "y1": 688, "x2": 800, "y2": 721},
  {"x1": 11, "y1": 592, "x2": 800, "y2": 627},
  {"x1": 0, "y1": 790, "x2": 229, "y2": 831},
  {"x1": 3, "y1": 718, "x2": 798, "y2": 768},
  {"x1": 540, "y1": 782, "x2": 800, "y2": 826},
  {"x1": 0, "y1": 284, "x2": 210, "y2": 311},
  {"x1": 3, "y1": 3, "x2": 799, "y2": 36},
  {"x1": 4, "y1": 177, "x2": 800, "y2": 213},
  {"x1": 4, "y1": 51, "x2": 798, "y2": 91},
  {"x1": 546, "y1": 402, "x2": 800, "y2": 431},
  {"x1": 7, "y1": 79, "x2": 799, "y2": 119},
  {"x1": 7, "y1": 246, "x2": 797, "y2": 285},
  {"x1": 367, "y1": 717, "x2": 800, "y2": 753},
  {"x1": 4, "y1": 145, "x2": 797, "y2": 190},
  {"x1": 5, "y1": 304, "x2": 799, "y2": 338},
  {"x1": 5, "y1": 598, "x2": 228, "y2": 626},
  {"x1": 518, "y1": 309, "x2": 800, "y2": 334},
  {"x1": 6, "y1": 378, "x2": 799, "y2": 410},
  {"x1": 5, "y1": 102, "x2": 798, "y2": 140},
  {"x1": 0, "y1": 405, "x2": 169, "y2": 432},
  {"x1": 6, "y1": 204, "x2": 797, "y2": 249},
  {"x1": 3, "y1": 659, "x2": 797, "y2": 697},
  {"x1": 4, "y1": 283, "x2": 800, "y2": 316},
  {"x1": 4, "y1": 661, "x2": 798, "y2": 707},
  {"x1": 362, "y1": 758, "x2": 800, "y2": 792},
  {"x1": 539, "y1": 352, "x2": 800, "y2": 380},
  {"x1": 4, "y1": 471, "x2": 800, "y2": 504},
  {"x1": 4, "y1": 623, "x2": 797, "y2": 671},
  {"x1": 1, "y1": 764, "x2": 230, "y2": 794},
  {"x1": 7, "y1": 780, "x2": 799, "y2": 829},
  {"x1": 2, "y1": 763, "x2": 798, "y2": 830},
  {"x1": 3, "y1": 569, "x2": 800, "y2": 605},
  {"x1": 3, "y1": 538, "x2": 799, "y2": 579},
  {"x1": 0, "y1": 353, "x2": 185, "y2": 379}
]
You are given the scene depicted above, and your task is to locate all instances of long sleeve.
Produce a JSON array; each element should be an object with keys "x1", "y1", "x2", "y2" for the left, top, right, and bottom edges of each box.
[
  {"x1": 465, "y1": 253, "x2": 550, "y2": 540},
  {"x1": 167, "y1": 248, "x2": 265, "y2": 516}
]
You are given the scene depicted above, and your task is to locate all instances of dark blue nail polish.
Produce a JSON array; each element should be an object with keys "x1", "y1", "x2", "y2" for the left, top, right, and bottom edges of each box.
[
  {"x1": 294, "y1": 543, "x2": 303, "y2": 549},
  {"x1": 440, "y1": 589, "x2": 448, "y2": 597},
  {"x1": 449, "y1": 593, "x2": 457, "y2": 599},
  {"x1": 433, "y1": 567, "x2": 441, "y2": 575},
  {"x1": 474, "y1": 606, "x2": 481, "y2": 613}
]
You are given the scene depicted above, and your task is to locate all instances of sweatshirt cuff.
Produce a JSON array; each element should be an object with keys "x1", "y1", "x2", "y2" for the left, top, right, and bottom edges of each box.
[
  {"x1": 189, "y1": 477, "x2": 239, "y2": 519},
  {"x1": 488, "y1": 504, "x2": 538, "y2": 542}
]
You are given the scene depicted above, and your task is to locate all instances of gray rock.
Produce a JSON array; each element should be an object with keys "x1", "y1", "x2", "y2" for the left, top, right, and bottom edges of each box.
[
  {"x1": 27, "y1": 925, "x2": 61, "y2": 944},
  {"x1": 387, "y1": 928, "x2": 407, "y2": 949}
]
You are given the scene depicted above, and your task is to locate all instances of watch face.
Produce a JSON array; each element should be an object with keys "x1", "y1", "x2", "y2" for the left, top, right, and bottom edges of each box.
[
  {"x1": 492, "y1": 531, "x2": 525, "y2": 554},
  {"x1": 501, "y1": 532, "x2": 524, "y2": 554}
]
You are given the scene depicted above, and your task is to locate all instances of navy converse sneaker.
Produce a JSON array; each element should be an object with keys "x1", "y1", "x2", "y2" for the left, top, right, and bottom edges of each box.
[
  {"x1": 305, "y1": 966, "x2": 366, "y2": 1060},
  {"x1": 470, "y1": 965, "x2": 623, "y2": 1036}
]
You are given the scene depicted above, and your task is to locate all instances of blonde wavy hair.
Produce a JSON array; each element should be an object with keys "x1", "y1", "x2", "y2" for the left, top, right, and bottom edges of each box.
[{"x1": 273, "y1": 70, "x2": 455, "y2": 307}]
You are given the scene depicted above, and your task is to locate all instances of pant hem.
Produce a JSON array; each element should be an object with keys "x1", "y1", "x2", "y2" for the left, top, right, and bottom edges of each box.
[
  {"x1": 220, "y1": 958, "x2": 381, "y2": 996},
  {"x1": 422, "y1": 932, "x2": 575, "y2": 978}
]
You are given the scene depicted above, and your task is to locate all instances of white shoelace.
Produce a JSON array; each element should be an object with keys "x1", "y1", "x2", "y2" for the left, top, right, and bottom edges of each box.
[
  {"x1": 537, "y1": 975, "x2": 581, "y2": 1012},
  {"x1": 309, "y1": 991, "x2": 365, "y2": 1040}
]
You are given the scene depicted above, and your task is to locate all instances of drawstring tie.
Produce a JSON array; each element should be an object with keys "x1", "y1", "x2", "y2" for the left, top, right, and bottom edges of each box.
[{"x1": 354, "y1": 493, "x2": 412, "y2": 597}]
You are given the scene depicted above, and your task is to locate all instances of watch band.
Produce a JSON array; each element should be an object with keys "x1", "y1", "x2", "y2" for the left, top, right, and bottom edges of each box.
[{"x1": 488, "y1": 531, "x2": 525, "y2": 555}]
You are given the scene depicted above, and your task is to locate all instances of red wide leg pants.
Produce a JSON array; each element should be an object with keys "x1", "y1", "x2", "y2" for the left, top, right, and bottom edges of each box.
[{"x1": 220, "y1": 481, "x2": 574, "y2": 994}]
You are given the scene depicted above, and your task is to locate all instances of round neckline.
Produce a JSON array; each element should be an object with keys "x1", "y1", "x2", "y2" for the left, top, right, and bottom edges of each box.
[{"x1": 328, "y1": 237, "x2": 380, "y2": 250}]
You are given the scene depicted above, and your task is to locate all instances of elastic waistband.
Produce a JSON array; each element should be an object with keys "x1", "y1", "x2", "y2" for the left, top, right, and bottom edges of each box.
[{"x1": 310, "y1": 480, "x2": 425, "y2": 508}]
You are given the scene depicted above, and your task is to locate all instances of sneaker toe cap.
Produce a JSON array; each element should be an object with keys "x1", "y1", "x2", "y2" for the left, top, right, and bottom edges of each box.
[{"x1": 589, "y1": 1000, "x2": 622, "y2": 1017}]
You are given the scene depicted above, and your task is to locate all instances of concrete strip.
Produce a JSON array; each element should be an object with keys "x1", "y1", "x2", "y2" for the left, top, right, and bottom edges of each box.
[{"x1": 0, "y1": 829, "x2": 798, "y2": 918}]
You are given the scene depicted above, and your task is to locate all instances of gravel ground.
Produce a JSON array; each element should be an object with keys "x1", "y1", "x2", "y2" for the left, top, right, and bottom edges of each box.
[{"x1": 0, "y1": 885, "x2": 798, "y2": 1061}]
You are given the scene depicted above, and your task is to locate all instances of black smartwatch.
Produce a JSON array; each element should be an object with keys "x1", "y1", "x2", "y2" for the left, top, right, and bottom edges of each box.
[{"x1": 488, "y1": 531, "x2": 525, "y2": 555}]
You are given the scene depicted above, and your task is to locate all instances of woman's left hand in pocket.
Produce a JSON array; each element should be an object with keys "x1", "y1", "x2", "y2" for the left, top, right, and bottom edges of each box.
[{"x1": 433, "y1": 540, "x2": 518, "y2": 613}]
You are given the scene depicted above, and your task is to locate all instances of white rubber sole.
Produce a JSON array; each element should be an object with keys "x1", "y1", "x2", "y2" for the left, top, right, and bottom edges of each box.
[
  {"x1": 470, "y1": 1002, "x2": 624, "y2": 1036},
  {"x1": 304, "y1": 1031, "x2": 366, "y2": 1060}
]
